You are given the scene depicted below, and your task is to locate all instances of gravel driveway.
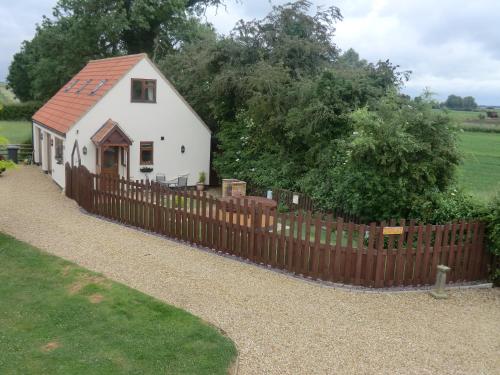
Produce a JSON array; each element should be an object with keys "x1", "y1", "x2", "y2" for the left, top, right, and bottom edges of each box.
[{"x1": 1, "y1": 166, "x2": 499, "y2": 375}]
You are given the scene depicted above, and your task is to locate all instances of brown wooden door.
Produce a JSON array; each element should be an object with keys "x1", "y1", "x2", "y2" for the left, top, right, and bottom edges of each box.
[{"x1": 101, "y1": 146, "x2": 119, "y2": 190}]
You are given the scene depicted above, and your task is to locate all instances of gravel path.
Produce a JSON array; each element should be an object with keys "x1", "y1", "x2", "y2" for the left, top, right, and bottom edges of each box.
[{"x1": 1, "y1": 166, "x2": 499, "y2": 375}]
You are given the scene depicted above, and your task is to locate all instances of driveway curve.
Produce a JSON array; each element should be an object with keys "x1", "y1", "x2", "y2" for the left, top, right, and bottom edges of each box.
[{"x1": 1, "y1": 166, "x2": 499, "y2": 375}]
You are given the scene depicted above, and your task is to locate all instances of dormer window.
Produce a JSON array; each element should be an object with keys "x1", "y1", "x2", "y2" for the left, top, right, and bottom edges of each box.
[
  {"x1": 131, "y1": 79, "x2": 156, "y2": 103},
  {"x1": 76, "y1": 79, "x2": 92, "y2": 94},
  {"x1": 64, "y1": 79, "x2": 79, "y2": 92},
  {"x1": 90, "y1": 79, "x2": 107, "y2": 95}
]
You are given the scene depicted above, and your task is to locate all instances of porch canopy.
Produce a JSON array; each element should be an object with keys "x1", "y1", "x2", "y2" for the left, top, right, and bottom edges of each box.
[{"x1": 91, "y1": 119, "x2": 133, "y2": 179}]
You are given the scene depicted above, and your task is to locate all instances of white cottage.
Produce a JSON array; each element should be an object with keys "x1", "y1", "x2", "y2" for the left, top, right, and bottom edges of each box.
[{"x1": 32, "y1": 53, "x2": 211, "y2": 189}]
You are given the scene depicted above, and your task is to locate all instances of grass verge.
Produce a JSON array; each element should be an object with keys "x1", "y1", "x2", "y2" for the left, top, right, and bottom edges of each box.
[
  {"x1": 0, "y1": 120, "x2": 32, "y2": 144},
  {"x1": 458, "y1": 132, "x2": 500, "y2": 202},
  {"x1": 0, "y1": 233, "x2": 236, "y2": 375}
]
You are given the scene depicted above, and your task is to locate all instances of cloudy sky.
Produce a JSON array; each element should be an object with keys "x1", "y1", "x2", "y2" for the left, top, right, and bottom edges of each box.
[{"x1": 1, "y1": 0, "x2": 499, "y2": 104}]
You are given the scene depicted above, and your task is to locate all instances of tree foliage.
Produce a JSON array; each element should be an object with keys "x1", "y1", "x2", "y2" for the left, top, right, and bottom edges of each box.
[
  {"x1": 444, "y1": 94, "x2": 478, "y2": 111},
  {"x1": 305, "y1": 94, "x2": 461, "y2": 221},
  {"x1": 7, "y1": 0, "x2": 222, "y2": 101},
  {"x1": 163, "y1": 1, "x2": 462, "y2": 222}
]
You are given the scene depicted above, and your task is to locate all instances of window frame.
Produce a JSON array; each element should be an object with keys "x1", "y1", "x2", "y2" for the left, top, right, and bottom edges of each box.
[
  {"x1": 131, "y1": 78, "x2": 157, "y2": 103},
  {"x1": 139, "y1": 141, "x2": 154, "y2": 165},
  {"x1": 121, "y1": 148, "x2": 127, "y2": 166}
]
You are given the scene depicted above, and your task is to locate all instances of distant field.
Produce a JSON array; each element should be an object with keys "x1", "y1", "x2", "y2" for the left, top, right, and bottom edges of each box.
[
  {"x1": 0, "y1": 83, "x2": 18, "y2": 104},
  {"x1": 457, "y1": 132, "x2": 500, "y2": 202},
  {"x1": 434, "y1": 108, "x2": 500, "y2": 133},
  {"x1": 0, "y1": 121, "x2": 31, "y2": 144}
]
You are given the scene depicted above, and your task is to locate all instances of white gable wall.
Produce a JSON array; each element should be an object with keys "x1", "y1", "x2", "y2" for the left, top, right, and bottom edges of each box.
[{"x1": 64, "y1": 57, "x2": 211, "y2": 187}]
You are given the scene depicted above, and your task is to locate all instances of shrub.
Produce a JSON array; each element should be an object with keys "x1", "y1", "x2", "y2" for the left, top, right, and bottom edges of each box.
[
  {"x1": 0, "y1": 101, "x2": 42, "y2": 120},
  {"x1": 301, "y1": 94, "x2": 461, "y2": 222},
  {"x1": 0, "y1": 136, "x2": 16, "y2": 175},
  {"x1": 408, "y1": 188, "x2": 483, "y2": 224},
  {"x1": 483, "y1": 195, "x2": 500, "y2": 285}
]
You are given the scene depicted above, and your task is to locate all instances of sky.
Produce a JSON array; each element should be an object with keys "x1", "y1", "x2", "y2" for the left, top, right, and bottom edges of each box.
[{"x1": 1, "y1": 0, "x2": 499, "y2": 105}]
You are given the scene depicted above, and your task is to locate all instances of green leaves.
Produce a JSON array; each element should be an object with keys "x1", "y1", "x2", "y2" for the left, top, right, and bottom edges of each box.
[{"x1": 7, "y1": 0, "x2": 221, "y2": 102}]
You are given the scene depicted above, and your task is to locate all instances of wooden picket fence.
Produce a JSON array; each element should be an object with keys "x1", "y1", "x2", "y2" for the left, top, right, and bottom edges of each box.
[{"x1": 66, "y1": 164, "x2": 490, "y2": 288}]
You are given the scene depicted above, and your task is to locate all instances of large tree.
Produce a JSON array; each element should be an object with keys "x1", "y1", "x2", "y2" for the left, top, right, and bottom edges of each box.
[
  {"x1": 7, "y1": 0, "x2": 223, "y2": 101},
  {"x1": 162, "y1": 1, "x2": 463, "y2": 221}
]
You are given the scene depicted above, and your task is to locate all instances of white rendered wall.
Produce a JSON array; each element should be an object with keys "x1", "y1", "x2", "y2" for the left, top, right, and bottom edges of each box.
[{"x1": 65, "y1": 58, "x2": 211, "y2": 186}]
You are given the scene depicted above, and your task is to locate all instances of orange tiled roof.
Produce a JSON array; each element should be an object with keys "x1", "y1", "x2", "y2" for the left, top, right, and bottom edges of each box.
[{"x1": 32, "y1": 54, "x2": 146, "y2": 134}]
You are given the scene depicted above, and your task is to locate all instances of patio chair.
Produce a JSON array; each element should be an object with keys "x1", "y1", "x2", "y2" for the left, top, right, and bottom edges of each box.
[
  {"x1": 155, "y1": 173, "x2": 168, "y2": 187},
  {"x1": 166, "y1": 174, "x2": 189, "y2": 188}
]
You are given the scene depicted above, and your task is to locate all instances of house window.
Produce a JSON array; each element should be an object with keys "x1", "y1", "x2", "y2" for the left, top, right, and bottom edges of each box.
[
  {"x1": 140, "y1": 142, "x2": 153, "y2": 165},
  {"x1": 55, "y1": 138, "x2": 63, "y2": 164},
  {"x1": 76, "y1": 79, "x2": 92, "y2": 94},
  {"x1": 90, "y1": 79, "x2": 107, "y2": 95},
  {"x1": 64, "y1": 79, "x2": 79, "y2": 92},
  {"x1": 131, "y1": 79, "x2": 156, "y2": 103}
]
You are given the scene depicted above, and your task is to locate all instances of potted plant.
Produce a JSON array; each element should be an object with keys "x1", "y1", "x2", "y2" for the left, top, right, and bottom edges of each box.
[{"x1": 197, "y1": 171, "x2": 206, "y2": 191}]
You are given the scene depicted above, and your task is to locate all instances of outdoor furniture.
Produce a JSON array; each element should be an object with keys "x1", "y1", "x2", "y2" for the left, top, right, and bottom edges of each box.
[
  {"x1": 156, "y1": 173, "x2": 167, "y2": 186},
  {"x1": 157, "y1": 174, "x2": 189, "y2": 188},
  {"x1": 155, "y1": 173, "x2": 188, "y2": 188}
]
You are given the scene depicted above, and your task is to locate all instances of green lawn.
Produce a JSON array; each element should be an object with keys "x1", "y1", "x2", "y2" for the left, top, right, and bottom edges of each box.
[
  {"x1": 0, "y1": 233, "x2": 236, "y2": 375},
  {"x1": 458, "y1": 132, "x2": 500, "y2": 201},
  {"x1": 0, "y1": 120, "x2": 31, "y2": 143}
]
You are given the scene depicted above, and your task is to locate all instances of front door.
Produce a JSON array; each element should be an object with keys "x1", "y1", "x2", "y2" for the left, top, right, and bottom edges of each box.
[
  {"x1": 102, "y1": 146, "x2": 119, "y2": 177},
  {"x1": 101, "y1": 146, "x2": 119, "y2": 190}
]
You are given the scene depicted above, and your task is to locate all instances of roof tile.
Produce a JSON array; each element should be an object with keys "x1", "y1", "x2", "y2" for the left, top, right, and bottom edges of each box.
[{"x1": 33, "y1": 53, "x2": 146, "y2": 134}]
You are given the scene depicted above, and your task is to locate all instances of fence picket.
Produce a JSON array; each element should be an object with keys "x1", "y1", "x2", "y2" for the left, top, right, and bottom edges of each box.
[
  {"x1": 374, "y1": 223, "x2": 386, "y2": 288},
  {"x1": 394, "y1": 219, "x2": 406, "y2": 286},
  {"x1": 311, "y1": 215, "x2": 322, "y2": 279},
  {"x1": 354, "y1": 224, "x2": 365, "y2": 285}
]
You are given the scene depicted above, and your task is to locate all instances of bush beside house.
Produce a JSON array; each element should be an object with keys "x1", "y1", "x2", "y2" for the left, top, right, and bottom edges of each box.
[{"x1": 0, "y1": 101, "x2": 42, "y2": 120}]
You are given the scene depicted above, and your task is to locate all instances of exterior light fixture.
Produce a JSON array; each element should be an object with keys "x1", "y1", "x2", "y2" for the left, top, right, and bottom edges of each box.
[
  {"x1": 82, "y1": 146, "x2": 87, "y2": 155},
  {"x1": 181, "y1": 145, "x2": 185, "y2": 154}
]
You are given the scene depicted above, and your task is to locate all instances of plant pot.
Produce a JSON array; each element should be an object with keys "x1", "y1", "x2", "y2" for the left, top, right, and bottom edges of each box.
[{"x1": 196, "y1": 182, "x2": 205, "y2": 191}]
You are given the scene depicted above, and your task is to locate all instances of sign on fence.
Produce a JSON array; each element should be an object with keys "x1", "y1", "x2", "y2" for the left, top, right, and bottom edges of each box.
[{"x1": 383, "y1": 226, "x2": 404, "y2": 235}]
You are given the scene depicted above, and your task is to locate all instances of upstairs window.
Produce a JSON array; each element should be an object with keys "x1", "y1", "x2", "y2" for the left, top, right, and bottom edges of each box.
[
  {"x1": 76, "y1": 79, "x2": 92, "y2": 94},
  {"x1": 140, "y1": 142, "x2": 153, "y2": 165},
  {"x1": 131, "y1": 79, "x2": 156, "y2": 103},
  {"x1": 64, "y1": 79, "x2": 79, "y2": 92},
  {"x1": 90, "y1": 79, "x2": 107, "y2": 95}
]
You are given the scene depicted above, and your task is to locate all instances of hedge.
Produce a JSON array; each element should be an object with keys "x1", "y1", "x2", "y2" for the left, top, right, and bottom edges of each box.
[{"x1": 0, "y1": 101, "x2": 42, "y2": 121}]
